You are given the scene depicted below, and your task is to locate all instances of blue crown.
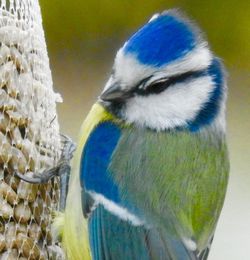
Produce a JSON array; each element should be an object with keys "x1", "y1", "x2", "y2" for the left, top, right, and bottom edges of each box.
[{"x1": 124, "y1": 11, "x2": 197, "y2": 67}]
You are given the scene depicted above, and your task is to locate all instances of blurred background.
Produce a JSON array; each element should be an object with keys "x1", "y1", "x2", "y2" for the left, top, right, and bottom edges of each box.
[{"x1": 39, "y1": 1, "x2": 250, "y2": 259}]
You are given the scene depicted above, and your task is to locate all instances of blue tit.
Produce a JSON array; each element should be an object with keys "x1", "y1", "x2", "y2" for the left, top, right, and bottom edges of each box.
[{"x1": 62, "y1": 9, "x2": 229, "y2": 260}]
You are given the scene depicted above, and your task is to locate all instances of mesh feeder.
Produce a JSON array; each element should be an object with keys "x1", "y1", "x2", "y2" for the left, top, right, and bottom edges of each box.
[{"x1": 0, "y1": 0, "x2": 65, "y2": 259}]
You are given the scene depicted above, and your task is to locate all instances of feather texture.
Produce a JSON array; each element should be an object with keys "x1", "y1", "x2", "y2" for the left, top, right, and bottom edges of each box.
[
  {"x1": 77, "y1": 103, "x2": 229, "y2": 259},
  {"x1": 88, "y1": 205, "x2": 198, "y2": 260},
  {"x1": 109, "y1": 124, "x2": 229, "y2": 251}
]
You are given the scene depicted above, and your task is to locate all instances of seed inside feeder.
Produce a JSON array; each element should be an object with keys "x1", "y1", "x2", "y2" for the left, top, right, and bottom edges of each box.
[{"x1": 0, "y1": 1, "x2": 62, "y2": 259}]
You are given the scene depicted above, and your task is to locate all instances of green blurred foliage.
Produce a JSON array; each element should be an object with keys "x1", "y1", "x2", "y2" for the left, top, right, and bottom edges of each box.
[{"x1": 40, "y1": 0, "x2": 250, "y2": 69}]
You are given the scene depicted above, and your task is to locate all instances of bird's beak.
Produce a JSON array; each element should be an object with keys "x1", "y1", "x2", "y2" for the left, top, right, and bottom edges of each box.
[{"x1": 100, "y1": 83, "x2": 132, "y2": 102}]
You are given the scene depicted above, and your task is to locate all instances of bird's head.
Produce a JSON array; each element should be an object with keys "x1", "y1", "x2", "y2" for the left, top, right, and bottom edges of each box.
[{"x1": 100, "y1": 10, "x2": 227, "y2": 132}]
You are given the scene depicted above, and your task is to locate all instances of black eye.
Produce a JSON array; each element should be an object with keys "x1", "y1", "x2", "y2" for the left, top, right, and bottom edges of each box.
[
  {"x1": 145, "y1": 79, "x2": 170, "y2": 94},
  {"x1": 135, "y1": 70, "x2": 205, "y2": 96},
  {"x1": 135, "y1": 78, "x2": 170, "y2": 96}
]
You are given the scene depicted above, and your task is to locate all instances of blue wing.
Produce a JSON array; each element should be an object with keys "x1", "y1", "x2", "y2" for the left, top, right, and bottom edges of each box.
[
  {"x1": 80, "y1": 121, "x2": 153, "y2": 259},
  {"x1": 80, "y1": 121, "x2": 198, "y2": 260},
  {"x1": 80, "y1": 121, "x2": 121, "y2": 206}
]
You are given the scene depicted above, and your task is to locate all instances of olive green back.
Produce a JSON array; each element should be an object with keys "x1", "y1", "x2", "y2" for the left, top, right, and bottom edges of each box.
[{"x1": 110, "y1": 126, "x2": 229, "y2": 250}]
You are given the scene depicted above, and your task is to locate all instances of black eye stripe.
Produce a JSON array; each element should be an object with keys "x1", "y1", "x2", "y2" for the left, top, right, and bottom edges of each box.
[{"x1": 135, "y1": 70, "x2": 206, "y2": 96}]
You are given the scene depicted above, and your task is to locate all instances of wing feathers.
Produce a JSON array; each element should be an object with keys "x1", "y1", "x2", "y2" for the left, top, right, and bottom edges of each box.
[{"x1": 89, "y1": 205, "x2": 199, "y2": 260}]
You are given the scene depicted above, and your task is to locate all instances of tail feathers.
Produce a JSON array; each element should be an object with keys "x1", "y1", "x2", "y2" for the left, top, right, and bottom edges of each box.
[{"x1": 89, "y1": 205, "x2": 198, "y2": 260}]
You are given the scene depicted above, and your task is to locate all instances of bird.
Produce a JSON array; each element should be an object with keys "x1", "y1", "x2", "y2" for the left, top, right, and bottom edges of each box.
[{"x1": 60, "y1": 9, "x2": 229, "y2": 260}]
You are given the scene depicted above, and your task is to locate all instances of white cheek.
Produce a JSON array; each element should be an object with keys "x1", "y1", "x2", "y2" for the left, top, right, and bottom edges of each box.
[{"x1": 124, "y1": 76, "x2": 215, "y2": 130}]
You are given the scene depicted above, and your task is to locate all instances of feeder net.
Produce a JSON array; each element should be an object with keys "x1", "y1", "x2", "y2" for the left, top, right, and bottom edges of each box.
[{"x1": 0, "y1": 0, "x2": 63, "y2": 259}]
